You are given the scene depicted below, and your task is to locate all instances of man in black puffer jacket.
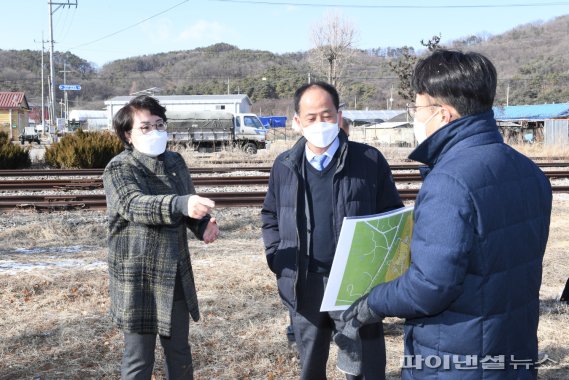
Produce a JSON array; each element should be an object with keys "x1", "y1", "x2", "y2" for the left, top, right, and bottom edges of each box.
[{"x1": 261, "y1": 82, "x2": 403, "y2": 380}]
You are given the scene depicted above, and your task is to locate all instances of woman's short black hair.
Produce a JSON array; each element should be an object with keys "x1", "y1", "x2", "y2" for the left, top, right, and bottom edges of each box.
[
  {"x1": 411, "y1": 49, "x2": 497, "y2": 116},
  {"x1": 294, "y1": 81, "x2": 340, "y2": 114},
  {"x1": 113, "y1": 95, "x2": 167, "y2": 147}
]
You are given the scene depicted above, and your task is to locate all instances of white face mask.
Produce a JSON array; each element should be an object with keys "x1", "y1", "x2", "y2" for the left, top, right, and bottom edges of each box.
[
  {"x1": 301, "y1": 121, "x2": 339, "y2": 148},
  {"x1": 131, "y1": 130, "x2": 168, "y2": 157},
  {"x1": 413, "y1": 109, "x2": 439, "y2": 145}
]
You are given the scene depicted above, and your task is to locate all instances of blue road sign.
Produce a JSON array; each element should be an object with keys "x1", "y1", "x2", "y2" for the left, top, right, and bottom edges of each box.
[{"x1": 59, "y1": 84, "x2": 81, "y2": 91}]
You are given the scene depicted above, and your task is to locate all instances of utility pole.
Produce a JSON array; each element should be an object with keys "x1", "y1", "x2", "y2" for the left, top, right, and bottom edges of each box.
[
  {"x1": 35, "y1": 33, "x2": 48, "y2": 133},
  {"x1": 60, "y1": 62, "x2": 72, "y2": 121},
  {"x1": 59, "y1": 98, "x2": 65, "y2": 118},
  {"x1": 48, "y1": 0, "x2": 77, "y2": 131},
  {"x1": 41, "y1": 38, "x2": 46, "y2": 132}
]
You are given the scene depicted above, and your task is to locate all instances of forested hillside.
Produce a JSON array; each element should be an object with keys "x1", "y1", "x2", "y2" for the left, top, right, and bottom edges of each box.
[
  {"x1": 1, "y1": 14, "x2": 568, "y2": 115},
  {"x1": 461, "y1": 14, "x2": 569, "y2": 105}
]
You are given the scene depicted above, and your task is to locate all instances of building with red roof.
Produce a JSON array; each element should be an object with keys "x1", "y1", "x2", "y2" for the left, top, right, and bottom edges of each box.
[{"x1": 0, "y1": 92, "x2": 30, "y2": 141}]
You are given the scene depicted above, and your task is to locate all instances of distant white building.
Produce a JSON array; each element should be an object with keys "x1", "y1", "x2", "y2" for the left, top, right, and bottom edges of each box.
[
  {"x1": 342, "y1": 109, "x2": 415, "y2": 146},
  {"x1": 350, "y1": 122, "x2": 414, "y2": 147},
  {"x1": 104, "y1": 94, "x2": 253, "y2": 127},
  {"x1": 342, "y1": 110, "x2": 406, "y2": 124},
  {"x1": 68, "y1": 109, "x2": 108, "y2": 131}
]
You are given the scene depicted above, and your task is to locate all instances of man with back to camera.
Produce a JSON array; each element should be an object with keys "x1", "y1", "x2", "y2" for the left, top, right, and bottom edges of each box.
[
  {"x1": 336, "y1": 49, "x2": 552, "y2": 379},
  {"x1": 261, "y1": 81, "x2": 403, "y2": 379}
]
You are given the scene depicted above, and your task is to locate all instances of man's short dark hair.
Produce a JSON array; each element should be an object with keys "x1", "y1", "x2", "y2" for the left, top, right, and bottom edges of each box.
[
  {"x1": 113, "y1": 95, "x2": 167, "y2": 147},
  {"x1": 294, "y1": 81, "x2": 340, "y2": 114},
  {"x1": 411, "y1": 49, "x2": 497, "y2": 116}
]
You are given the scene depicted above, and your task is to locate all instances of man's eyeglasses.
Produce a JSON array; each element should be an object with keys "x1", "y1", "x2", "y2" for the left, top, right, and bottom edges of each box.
[
  {"x1": 133, "y1": 122, "x2": 168, "y2": 134},
  {"x1": 406, "y1": 103, "x2": 440, "y2": 118}
]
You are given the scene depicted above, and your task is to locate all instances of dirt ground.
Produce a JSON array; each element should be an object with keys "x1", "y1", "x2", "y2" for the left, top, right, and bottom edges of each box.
[{"x1": 0, "y1": 195, "x2": 568, "y2": 379}]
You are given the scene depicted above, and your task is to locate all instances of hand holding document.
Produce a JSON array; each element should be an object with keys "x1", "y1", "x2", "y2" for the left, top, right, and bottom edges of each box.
[{"x1": 321, "y1": 206, "x2": 414, "y2": 311}]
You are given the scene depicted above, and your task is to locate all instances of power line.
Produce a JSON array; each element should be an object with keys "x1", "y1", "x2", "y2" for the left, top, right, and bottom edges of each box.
[
  {"x1": 4, "y1": 74, "x2": 569, "y2": 83},
  {"x1": 208, "y1": 0, "x2": 569, "y2": 9},
  {"x1": 49, "y1": 0, "x2": 78, "y2": 127},
  {"x1": 57, "y1": 5, "x2": 78, "y2": 45},
  {"x1": 68, "y1": 0, "x2": 190, "y2": 50}
]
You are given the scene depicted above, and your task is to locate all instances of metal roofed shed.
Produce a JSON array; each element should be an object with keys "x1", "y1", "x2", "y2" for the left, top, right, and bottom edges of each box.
[
  {"x1": 493, "y1": 103, "x2": 569, "y2": 120},
  {"x1": 349, "y1": 120, "x2": 414, "y2": 147},
  {"x1": 341, "y1": 108, "x2": 413, "y2": 146},
  {"x1": 105, "y1": 94, "x2": 253, "y2": 124},
  {"x1": 0, "y1": 92, "x2": 30, "y2": 141},
  {"x1": 68, "y1": 110, "x2": 108, "y2": 131},
  {"x1": 341, "y1": 110, "x2": 406, "y2": 125},
  {"x1": 493, "y1": 103, "x2": 569, "y2": 145}
]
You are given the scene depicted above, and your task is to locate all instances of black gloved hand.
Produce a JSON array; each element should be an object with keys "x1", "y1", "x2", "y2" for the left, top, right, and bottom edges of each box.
[{"x1": 341, "y1": 293, "x2": 382, "y2": 326}]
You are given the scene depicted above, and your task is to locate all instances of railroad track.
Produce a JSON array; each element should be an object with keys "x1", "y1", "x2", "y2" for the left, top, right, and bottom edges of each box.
[
  {"x1": 2, "y1": 170, "x2": 569, "y2": 191},
  {"x1": 0, "y1": 192, "x2": 269, "y2": 211},
  {"x1": 0, "y1": 167, "x2": 271, "y2": 176},
  {"x1": 0, "y1": 174, "x2": 417, "y2": 191},
  {"x1": 2, "y1": 186, "x2": 569, "y2": 211},
  {"x1": 1, "y1": 162, "x2": 569, "y2": 211},
  {"x1": 0, "y1": 189, "x2": 422, "y2": 211},
  {"x1": 0, "y1": 164, "x2": 423, "y2": 177},
  {"x1": 0, "y1": 176, "x2": 271, "y2": 191},
  {"x1": 1, "y1": 161, "x2": 569, "y2": 177}
]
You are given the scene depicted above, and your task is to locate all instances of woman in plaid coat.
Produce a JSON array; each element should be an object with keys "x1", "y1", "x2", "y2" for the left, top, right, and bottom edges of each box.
[{"x1": 103, "y1": 95, "x2": 219, "y2": 379}]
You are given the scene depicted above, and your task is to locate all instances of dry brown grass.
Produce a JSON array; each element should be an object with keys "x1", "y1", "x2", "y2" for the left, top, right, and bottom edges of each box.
[
  {"x1": 1, "y1": 199, "x2": 568, "y2": 379},
  {"x1": 87, "y1": 134, "x2": 569, "y2": 171},
  {"x1": 511, "y1": 143, "x2": 569, "y2": 160},
  {"x1": 169, "y1": 132, "x2": 417, "y2": 168}
]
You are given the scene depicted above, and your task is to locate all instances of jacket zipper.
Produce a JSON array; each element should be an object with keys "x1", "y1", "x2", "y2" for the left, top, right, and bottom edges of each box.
[
  {"x1": 332, "y1": 143, "x2": 347, "y2": 242},
  {"x1": 294, "y1": 174, "x2": 301, "y2": 311}
]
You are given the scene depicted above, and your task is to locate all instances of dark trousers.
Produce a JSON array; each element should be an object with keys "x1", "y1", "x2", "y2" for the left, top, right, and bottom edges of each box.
[
  {"x1": 121, "y1": 299, "x2": 193, "y2": 380},
  {"x1": 290, "y1": 272, "x2": 386, "y2": 380}
]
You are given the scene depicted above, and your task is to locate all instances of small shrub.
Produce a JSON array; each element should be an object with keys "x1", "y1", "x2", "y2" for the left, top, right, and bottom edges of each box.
[
  {"x1": 0, "y1": 131, "x2": 31, "y2": 169},
  {"x1": 44, "y1": 130, "x2": 123, "y2": 168},
  {"x1": 0, "y1": 131, "x2": 10, "y2": 145}
]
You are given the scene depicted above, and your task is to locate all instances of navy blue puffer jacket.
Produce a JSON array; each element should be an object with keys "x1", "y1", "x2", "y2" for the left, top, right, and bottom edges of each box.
[{"x1": 368, "y1": 111, "x2": 552, "y2": 379}]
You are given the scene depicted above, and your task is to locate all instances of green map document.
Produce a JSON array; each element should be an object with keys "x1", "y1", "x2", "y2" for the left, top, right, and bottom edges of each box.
[{"x1": 320, "y1": 206, "x2": 414, "y2": 311}]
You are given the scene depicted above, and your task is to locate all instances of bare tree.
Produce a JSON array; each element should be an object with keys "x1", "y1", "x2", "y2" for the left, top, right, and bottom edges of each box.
[
  {"x1": 389, "y1": 35, "x2": 443, "y2": 103},
  {"x1": 388, "y1": 47, "x2": 418, "y2": 103},
  {"x1": 309, "y1": 11, "x2": 358, "y2": 90},
  {"x1": 421, "y1": 34, "x2": 442, "y2": 52}
]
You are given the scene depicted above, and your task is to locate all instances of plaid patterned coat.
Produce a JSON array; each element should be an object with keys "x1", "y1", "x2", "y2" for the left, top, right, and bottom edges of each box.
[{"x1": 103, "y1": 149, "x2": 208, "y2": 336}]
